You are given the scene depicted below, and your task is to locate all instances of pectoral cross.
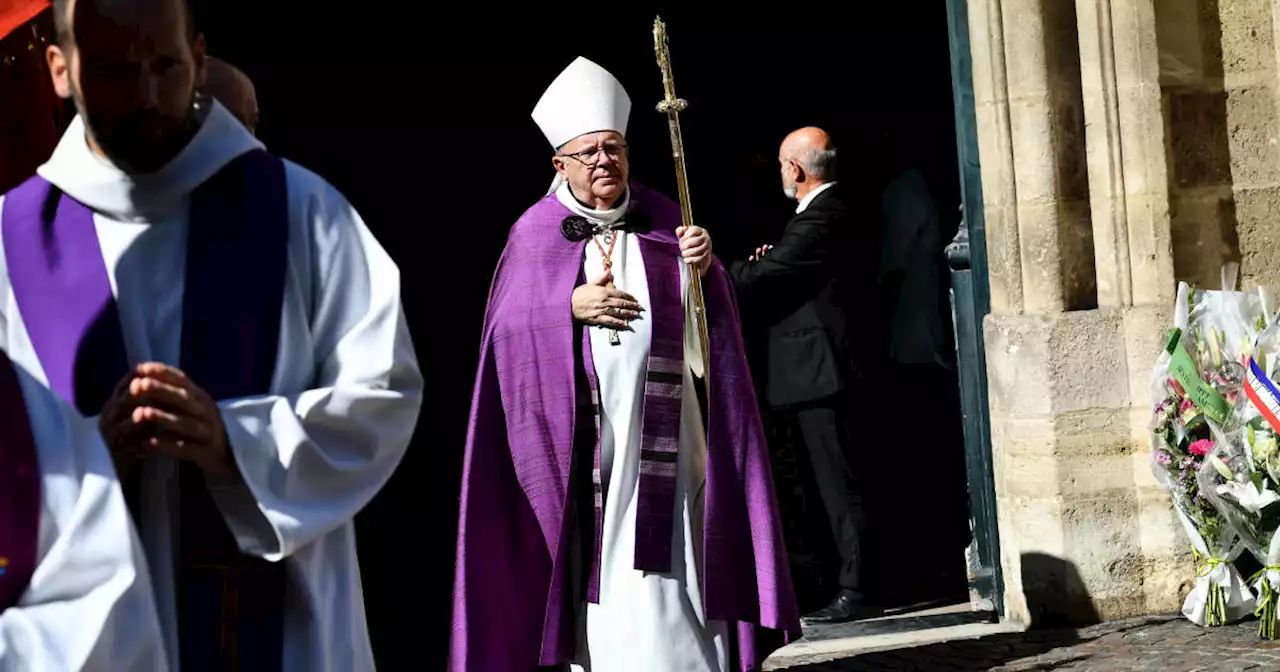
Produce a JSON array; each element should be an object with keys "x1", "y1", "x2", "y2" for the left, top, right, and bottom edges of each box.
[
  {"x1": 603, "y1": 259, "x2": 621, "y2": 346},
  {"x1": 594, "y1": 229, "x2": 622, "y2": 346}
]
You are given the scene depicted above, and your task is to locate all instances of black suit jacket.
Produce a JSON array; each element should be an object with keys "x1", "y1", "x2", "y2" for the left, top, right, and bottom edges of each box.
[{"x1": 729, "y1": 185, "x2": 864, "y2": 408}]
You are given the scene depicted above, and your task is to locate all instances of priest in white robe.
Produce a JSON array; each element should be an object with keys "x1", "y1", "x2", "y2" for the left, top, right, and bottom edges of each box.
[
  {"x1": 450, "y1": 56, "x2": 799, "y2": 672},
  {"x1": 0, "y1": 348, "x2": 168, "y2": 671},
  {"x1": 0, "y1": 0, "x2": 424, "y2": 670}
]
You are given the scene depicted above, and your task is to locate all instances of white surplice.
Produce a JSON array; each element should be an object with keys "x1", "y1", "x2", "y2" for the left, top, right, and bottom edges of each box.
[
  {"x1": 2, "y1": 356, "x2": 168, "y2": 671},
  {"x1": 0, "y1": 101, "x2": 423, "y2": 672},
  {"x1": 557, "y1": 184, "x2": 729, "y2": 672}
]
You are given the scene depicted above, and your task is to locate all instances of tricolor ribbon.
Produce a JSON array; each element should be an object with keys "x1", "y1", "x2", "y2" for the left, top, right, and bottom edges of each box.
[{"x1": 1246, "y1": 357, "x2": 1280, "y2": 434}]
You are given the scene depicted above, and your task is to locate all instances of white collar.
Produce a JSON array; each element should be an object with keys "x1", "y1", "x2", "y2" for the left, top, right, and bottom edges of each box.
[
  {"x1": 555, "y1": 181, "x2": 630, "y2": 227},
  {"x1": 796, "y1": 181, "x2": 837, "y2": 213},
  {"x1": 37, "y1": 100, "x2": 264, "y2": 221}
]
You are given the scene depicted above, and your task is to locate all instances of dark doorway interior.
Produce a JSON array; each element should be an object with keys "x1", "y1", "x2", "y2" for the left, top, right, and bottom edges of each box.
[{"x1": 192, "y1": 2, "x2": 973, "y2": 666}]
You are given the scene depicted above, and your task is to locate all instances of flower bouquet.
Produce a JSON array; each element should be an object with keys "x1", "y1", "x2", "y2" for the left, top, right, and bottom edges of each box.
[
  {"x1": 1150, "y1": 386, "x2": 1254, "y2": 626},
  {"x1": 1200, "y1": 318, "x2": 1280, "y2": 639},
  {"x1": 1150, "y1": 270, "x2": 1266, "y2": 626}
]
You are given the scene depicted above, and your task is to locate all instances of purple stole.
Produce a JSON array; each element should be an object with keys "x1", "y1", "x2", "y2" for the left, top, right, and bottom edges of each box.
[
  {"x1": 576, "y1": 212, "x2": 686, "y2": 600},
  {"x1": 1, "y1": 150, "x2": 290, "y2": 670},
  {"x1": 0, "y1": 352, "x2": 40, "y2": 613}
]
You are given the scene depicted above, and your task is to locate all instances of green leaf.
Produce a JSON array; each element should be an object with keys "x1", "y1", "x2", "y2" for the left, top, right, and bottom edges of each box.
[
  {"x1": 1210, "y1": 455, "x2": 1235, "y2": 480},
  {"x1": 1174, "y1": 420, "x2": 1189, "y2": 447}
]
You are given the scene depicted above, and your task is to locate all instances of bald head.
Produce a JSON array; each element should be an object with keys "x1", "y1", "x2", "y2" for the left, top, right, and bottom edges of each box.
[
  {"x1": 778, "y1": 126, "x2": 837, "y2": 200},
  {"x1": 782, "y1": 126, "x2": 832, "y2": 154},
  {"x1": 203, "y1": 57, "x2": 258, "y2": 135}
]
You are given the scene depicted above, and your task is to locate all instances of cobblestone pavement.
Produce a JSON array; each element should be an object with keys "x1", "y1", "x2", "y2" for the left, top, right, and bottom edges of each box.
[{"x1": 775, "y1": 615, "x2": 1280, "y2": 671}]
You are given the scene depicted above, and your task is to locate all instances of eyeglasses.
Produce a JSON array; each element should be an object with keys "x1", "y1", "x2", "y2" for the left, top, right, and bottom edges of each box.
[{"x1": 559, "y1": 144, "x2": 628, "y2": 167}]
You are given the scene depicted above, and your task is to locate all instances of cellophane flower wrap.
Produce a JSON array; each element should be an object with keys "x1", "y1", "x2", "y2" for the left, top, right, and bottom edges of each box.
[
  {"x1": 1151, "y1": 271, "x2": 1265, "y2": 627},
  {"x1": 1201, "y1": 313, "x2": 1280, "y2": 639}
]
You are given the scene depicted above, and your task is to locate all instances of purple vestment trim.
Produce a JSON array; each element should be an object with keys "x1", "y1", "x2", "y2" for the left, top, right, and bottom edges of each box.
[
  {"x1": 0, "y1": 351, "x2": 40, "y2": 612},
  {"x1": 176, "y1": 149, "x2": 289, "y2": 671},
  {"x1": 580, "y1": 218, "x2": 686, "y2": 600},
  {"x1": 2, "y1": 176, "x2": 128, "y2": 415},
  {"x1": 632, "y1": 235, "x2": 684, "y2": 573},
  {"x1": 1, "y1": 151, "x2": 290, "y2": 669},
  {"x1": 581, "y1": 327, "x2": 605, "y2": 603},
  {"x1": 450, "y1": 182, "x2": 800, "y2": 671},
  {"x1": 180, "y1": 150, "x2": 288, "y2": 401}
]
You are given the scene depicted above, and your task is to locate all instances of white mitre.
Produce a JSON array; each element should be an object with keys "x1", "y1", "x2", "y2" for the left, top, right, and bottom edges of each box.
[{"x1": 532, "y1": 56, "x2": 632, "y2": 149}]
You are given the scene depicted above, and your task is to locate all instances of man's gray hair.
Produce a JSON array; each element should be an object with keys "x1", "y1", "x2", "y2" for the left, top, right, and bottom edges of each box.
[{"x1": 800, "y1": 146, "x2": 838, "y2": 181}]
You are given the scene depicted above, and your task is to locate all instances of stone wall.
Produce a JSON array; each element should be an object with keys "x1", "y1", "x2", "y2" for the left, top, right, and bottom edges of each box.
[
  {"x1": 1223, "y1": 0, "x2": 1280, "y2": 291},
  {"x1": 1157, "y1": 0, "x2": 1280, "y2": 292},
  {"x1": 1159, "y1": 0, "x2": 1240, "y2": 289},
  {"x1": 966, "y1": 0, "x2": 1216, "y2": 626},
  {"x1": 969, "y1": 0, "x2": 1280, "y2": 628}
]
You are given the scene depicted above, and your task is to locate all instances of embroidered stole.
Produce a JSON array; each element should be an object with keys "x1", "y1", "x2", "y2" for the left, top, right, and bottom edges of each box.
[
  {"x1": 580, "y1": 231, "x2": 685, "y2": 601},
  {"x1": 0, "y1": 351, "x2": 40, "y2": 612},
  {"x1": 1, "y1": 150, "x2": 290, "y2": 670}
]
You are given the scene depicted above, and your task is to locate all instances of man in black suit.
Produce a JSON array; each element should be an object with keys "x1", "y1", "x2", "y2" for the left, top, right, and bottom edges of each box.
[{"x1": 729, "y1": 127, "x2": 876, "y2": 624}]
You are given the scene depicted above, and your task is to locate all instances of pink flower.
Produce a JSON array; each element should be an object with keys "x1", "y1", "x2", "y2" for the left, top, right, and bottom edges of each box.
[
  {"x1": 1189, "y1": 439, "x2": 1214, "y2": 457},
  {"x1": 1154, "y1": 451, "x2": 1173, "y2": 466},
  {"x1": 1181, "y1": 399, "x2": 1196, "y2": 413}
]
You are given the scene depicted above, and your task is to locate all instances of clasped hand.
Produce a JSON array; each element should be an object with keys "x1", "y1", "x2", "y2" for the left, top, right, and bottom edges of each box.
[
  {"x1": 571, "y1": 225, "x2": 712, "y2": 329},
  {"x1": 100, "y1": 362, "x2": 236, "y2": 480}
]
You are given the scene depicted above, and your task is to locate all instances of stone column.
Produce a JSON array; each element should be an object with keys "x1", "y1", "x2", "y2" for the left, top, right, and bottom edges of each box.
[
  {"x1": 969, "y1": 0, "x2": 1024, "y2": 315},
  {"x1": 1076, "y1": 0, "x2": 1174, "y2": 308},
  {"x1": 971, "y1": 0, "x2": 1182, "y2": 625},
  {"x1": 1077, "y1": 0, "x2": 1184, "y2": 617},
  {"x1": 969, "y1": 0, "x2": 1095, "y2": 316}
]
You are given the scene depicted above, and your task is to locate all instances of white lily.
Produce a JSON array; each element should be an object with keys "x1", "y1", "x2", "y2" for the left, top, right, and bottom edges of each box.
[
  {"x1": 1217, "y1": 480, "x2": 1280, "y2": 513},
  {"x1": 1210, "y1": 454, "x2": 1236, "y2": 481}
]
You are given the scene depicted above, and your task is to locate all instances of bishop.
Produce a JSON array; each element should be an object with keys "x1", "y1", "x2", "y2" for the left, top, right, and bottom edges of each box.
[{"x1": 449, "y1": 55, "x2": 800, "y2": 672}]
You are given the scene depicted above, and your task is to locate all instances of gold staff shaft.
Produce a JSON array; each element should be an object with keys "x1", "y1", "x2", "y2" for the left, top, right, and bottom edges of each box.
[{"x1": 653, "y1": 16, "x2": 712, "y2": 394}]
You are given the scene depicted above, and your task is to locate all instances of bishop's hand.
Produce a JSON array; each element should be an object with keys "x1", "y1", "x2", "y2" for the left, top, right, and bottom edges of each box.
[
  {"x1": 676, "y1": 225, "x2": 712, "y2": 276},
  {"x1": 118, "y1": 363, "x2": 239, "y2": 481},
  {"x1": 572, "y1": 270, "x2": 644, "y2": 330}
]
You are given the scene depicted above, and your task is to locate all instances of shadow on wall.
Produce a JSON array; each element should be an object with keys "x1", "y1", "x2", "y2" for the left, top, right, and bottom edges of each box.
[
  {"x1": 1039, "y1": 0, "x2": 1099, "y2": 311},
  {"x1": 1157, "y1": 0, "x2": 1242, "y2": 289},
  {"x1": 1020, "y1": 552, "x2": 1102, "y2": 629}
]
